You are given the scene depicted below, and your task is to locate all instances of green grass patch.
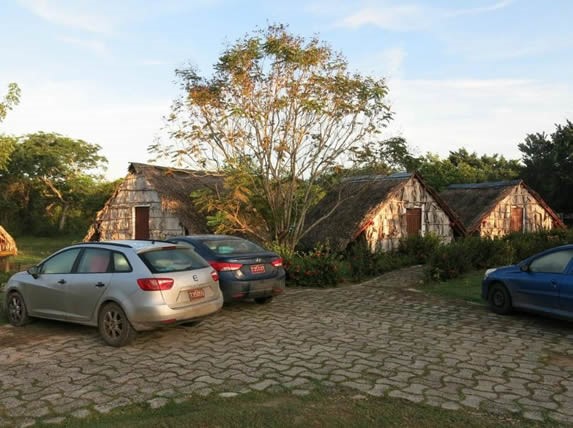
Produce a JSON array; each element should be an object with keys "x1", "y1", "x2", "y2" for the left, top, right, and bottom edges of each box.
[
  {"x1": 423, "y1": 270, "x2": 485, "y2": 304},
  {"x1": 52, "y1": 388, "x2": 552, "y2": 428}
]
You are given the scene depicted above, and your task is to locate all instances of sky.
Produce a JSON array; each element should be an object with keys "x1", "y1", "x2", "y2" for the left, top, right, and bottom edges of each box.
[{"x1": 1, "y1": 0, "x2": 572, "y2": 180}]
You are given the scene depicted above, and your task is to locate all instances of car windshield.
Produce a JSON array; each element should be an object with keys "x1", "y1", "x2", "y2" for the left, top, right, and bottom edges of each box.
[
  {"x1": 139, "y1": 247, "x2": 209, "y2": 273},
  {"x1": 200, "y1": 238, "x2": 265, "y2": 255}
]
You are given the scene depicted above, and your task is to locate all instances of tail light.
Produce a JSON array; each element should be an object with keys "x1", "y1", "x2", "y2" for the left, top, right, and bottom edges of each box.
[
  {"x1": 270, "y1": 258, "x2": 283, "y2": 267},
  {"x1": 137, "y1": 278, "x2": 174, "y2": 291},
  {"x1": 209, "y1": 261, "x2": 243, "y2": 272},
  {"x1": 210, "y1": 270, "x2": 219, "y2": 282}
]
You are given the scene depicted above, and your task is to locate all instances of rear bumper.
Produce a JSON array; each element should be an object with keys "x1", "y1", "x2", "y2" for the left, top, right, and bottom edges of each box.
[
  {"x1": 220, "y1": 272, "x2": 286, "y2": 303},
  {"x1": 128, "y1": 295, "x2": 224, "y2": 331}
]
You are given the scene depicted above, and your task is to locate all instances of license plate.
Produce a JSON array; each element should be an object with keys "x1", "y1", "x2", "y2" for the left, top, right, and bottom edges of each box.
[
  {"x1": 188, "y1": 288, "x2": 205, "y2": 300},
  {"x1": 250, "y1": 264, "x2": 265, "y2": 274}
]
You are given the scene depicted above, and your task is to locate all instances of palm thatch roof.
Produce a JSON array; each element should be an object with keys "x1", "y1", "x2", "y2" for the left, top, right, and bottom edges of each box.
[
  {"x1": 0, "y1": 225, "x2": 17, "y2": 257},
  {"x1": 300, "y1": 172, "x2": 464, "y2": 252},
  {"x1": 439, "y1": 180, "x2": 565, "y2": 232},
  {"x1": 85, "y1": 162, "x2": 224, "y2": 241}
]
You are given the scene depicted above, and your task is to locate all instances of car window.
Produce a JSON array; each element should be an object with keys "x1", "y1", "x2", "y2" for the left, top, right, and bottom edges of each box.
[
  {"x1": 77, "y1": 249, "x2": 112, "y2": 273},
  {"x1": 139, "y1": 247, "x2": 209, "y2": 273},
  {"x1": 200, "y1": 238, "x2": 264, "y2": 255},
  {"x1": 530, "y1": 250, "x2": 573, "y2": 273},
  {"x1": 41, "y1": 248, "x2": 82, "y2": 274},
  {"x1": 113, "y1": 252, "x2": 132, "y2": 272}
]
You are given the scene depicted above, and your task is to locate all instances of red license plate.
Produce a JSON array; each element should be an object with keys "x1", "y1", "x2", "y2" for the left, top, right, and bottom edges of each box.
[
  {"x1": 188, "y1": 288, "x2": 205, "y2": 300},
  {"x1": 250, "y1": 264, "x2": 265, "y2": 274}
]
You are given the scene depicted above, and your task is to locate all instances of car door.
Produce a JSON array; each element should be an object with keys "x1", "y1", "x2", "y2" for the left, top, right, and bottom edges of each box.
[
  {"x1": 514, "y1": 249, "x2": 573, "y2": 312},
  {"x1": 560, "y1": 259, "x2": 573, "y2": 315},
  {"x1": 25, "y1": 248, "x2": 82, "y2": 319},
  {"x1": 65, "y1": 248, "x2": 113, "y2": 322}
]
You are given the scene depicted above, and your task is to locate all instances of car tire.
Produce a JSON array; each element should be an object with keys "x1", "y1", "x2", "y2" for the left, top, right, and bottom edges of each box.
[
  {"x1": 488, "y1": 283, "x2": 512, "y2": 315},
  {"x1": 98, "y1": 302, "x2": 137, "y2": 347},
  {"x1": 254, "y1": 296, "x2": 273, "y2": 305},
  {"x1": 6, "y1": 291, "x2": 30, "y2": 326}
]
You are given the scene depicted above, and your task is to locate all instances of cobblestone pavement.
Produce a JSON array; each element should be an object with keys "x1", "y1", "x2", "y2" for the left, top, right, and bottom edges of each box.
[{"x1": 1, "y1": 266, "x2": 573, "y2": 426}]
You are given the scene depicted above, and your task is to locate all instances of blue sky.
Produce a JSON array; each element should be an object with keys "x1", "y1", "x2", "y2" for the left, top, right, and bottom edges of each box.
[{"x1": 1, "y1": 0, "x2": 572, "y2": 179}]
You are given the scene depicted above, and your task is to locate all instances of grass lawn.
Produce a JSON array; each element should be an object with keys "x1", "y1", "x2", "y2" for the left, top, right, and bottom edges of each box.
[
  {"x1": 423, "y1": 270, "x2": 485, "y2": 305},
  {"x1": 56, "y1": 388, "x2": 552, "y2": 428}
]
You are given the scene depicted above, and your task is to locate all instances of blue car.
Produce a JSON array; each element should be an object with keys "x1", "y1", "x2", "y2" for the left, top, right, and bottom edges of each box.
[{"x1": 482, "y1": 244, "x2": 573, "y2": 320}]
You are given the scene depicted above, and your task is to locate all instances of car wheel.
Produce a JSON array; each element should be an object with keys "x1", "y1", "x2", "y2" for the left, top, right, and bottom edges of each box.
[
  {"x1": 98, "y1": 302, "x2": 137, "y2": 347},
  {"x1": 488, "y1": 283, "x2": 512, "y2": 315},
  {"x1": 6, "y1": 292, "x2": 30, "y2": 326},
  {"x1": 254, "y1": 296, "x2": 273, "y2": 305}
]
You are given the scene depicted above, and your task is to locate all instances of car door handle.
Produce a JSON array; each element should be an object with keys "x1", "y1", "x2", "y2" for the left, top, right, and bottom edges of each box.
[
  {"x1": 57, "y1": 279, "x2": 66, "y2": 284},
  {"x1": 95, "y1": 282, "x2": 106, "y2": 287},
  {"x1": 550, "y1": 281, "x2": 558, "y2": 288}
]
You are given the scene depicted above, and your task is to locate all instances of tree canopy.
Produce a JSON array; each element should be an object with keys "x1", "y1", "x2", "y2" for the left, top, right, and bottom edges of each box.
[
  {"x1": 0, "y1": 82, "x2": 20, "y2": 124},
  {"x1": 151, "y1": 24, "x2": 394, "y2": 249},
  {"x1": 519, "y1": 120, "x2": 573, "y2": 215}
]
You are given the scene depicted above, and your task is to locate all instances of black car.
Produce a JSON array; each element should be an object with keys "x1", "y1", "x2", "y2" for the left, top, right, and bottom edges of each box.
[{"x1": 168, "y1": 235, "x2": 285, "y2": 304}]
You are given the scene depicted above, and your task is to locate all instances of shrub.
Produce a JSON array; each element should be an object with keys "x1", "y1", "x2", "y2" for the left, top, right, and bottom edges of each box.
[
  {"x1": 345, "y1": 240, "x2": 416, "y2": 281},
  {"x1": 397, "y1": 234, "x2": 442, "y2": 264},
  {"x1": 284, "y1": 244, "x2": 343, "y2": 287},
  {"x1": 503, "y1": 229, "x2": 572, "y2": 261}
]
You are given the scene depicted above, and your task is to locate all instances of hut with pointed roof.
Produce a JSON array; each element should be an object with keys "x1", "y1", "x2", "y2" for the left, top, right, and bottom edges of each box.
[
  {"x1": 84, "y1": 162, "x2": 223, "y2": 241},
  {"x1": 300, "y1": 172, "x2": 465, "y2": 253},
  {"x1": 0, "y1": 225, "x2": 17, "y2": 272},
  {"x1": 439, "y1": 180, "x2": 564, "y2": 238}
]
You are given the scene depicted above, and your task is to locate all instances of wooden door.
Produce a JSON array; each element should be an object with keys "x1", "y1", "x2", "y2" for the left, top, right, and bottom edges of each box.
[
  {"x1": 135, "y1": 206, "x2": 150, "y2": 239},
  {"x1": 405, "y1": 208, "x2": 422, "y2": 237},
  {"x1": 510, "y1": 207, "x2": 523, "y2": 232}
]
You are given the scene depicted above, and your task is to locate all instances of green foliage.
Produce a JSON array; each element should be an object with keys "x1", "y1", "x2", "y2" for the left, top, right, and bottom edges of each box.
[
  {"x1": 519, "y1": 120, "x2": 573, "y2": 215},
  {"x1": 413, "y1": 148, "x2": 521, "y2": 190},
  {"x1": 0, "y1": 132, "x2": 110, "y2": 236},
  {"x1": 345, "y1": 241, "x2": 416, "y2": 282},
  {"x1": 397, "y1": 234, "x2": 442, "y2": 264},
  {"x1": 151, "y1": 23, "x2": 394, "y2": 250},
  {"x1": 0, "y1": 82, "x2": 20, "y2": 123},
  {"x1": 503, "y1": 229, "x2": 573, "y2": 261},
  {"x1": 284, "y1": 245, "x2": 343, "y2": 287}
]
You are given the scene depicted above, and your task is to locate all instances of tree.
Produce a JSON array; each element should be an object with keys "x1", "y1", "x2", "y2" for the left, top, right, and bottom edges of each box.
[
  {"x1": 519, "y1": 120, "x2": 573, "y2": 215},
  {"x1": 151, "y1": 24, "x2": 393, "y2": 250},
  {"x1": 0, "y1": 82, "x2": 21, "y2": 123},
  {"x1": 0, "y1": 132, "x2": 109, "y2": 234},
  {"x1": 413, "y1": 148, "x2": 521, "y2": 190}
]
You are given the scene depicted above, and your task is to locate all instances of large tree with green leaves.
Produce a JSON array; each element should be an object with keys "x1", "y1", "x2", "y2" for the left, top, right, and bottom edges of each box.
[
  {"x1": 519, "y1": 120, "x2": 573, "y2": 215},
  {"x1": 412, "y1": 148, "x2": 521, "y2": 190},
  {"x1": 151, "y1": 24, "x2": 393, "y2": 249},
  {"x1": 0, "y1": 82, "x2": 20, "y2": 124},
  {"x1": 0, "y1": 132, "x2": 109, "y2": 234}
]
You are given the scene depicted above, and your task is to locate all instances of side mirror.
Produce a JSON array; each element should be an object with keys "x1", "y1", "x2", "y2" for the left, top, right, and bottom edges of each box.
[
  {"x1": 27, "y1": 265, "x2": 40, "y2": 279},
  {"x1": 519, "y1": 263, "x2": 529, "y2": 272}
]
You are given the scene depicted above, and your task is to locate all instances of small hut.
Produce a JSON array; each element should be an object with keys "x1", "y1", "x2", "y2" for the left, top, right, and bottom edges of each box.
[
  {"x1": 0, "y1": 225, "x2": 18, "y2": 272},
  {"x1": 85, "y1": 163, "x2": 223, "y2": 241},
  {"x1": 301, "y1": 172, "x2": 465, "y2": 253},
  {"x1": 439, "y1": 180, "x2": 565, "y2": 238}
]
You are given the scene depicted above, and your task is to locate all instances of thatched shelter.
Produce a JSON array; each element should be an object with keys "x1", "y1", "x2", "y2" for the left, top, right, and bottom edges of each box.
[
  {"x1": 0, "y1": 225, "x2": 17, "y2": 272},
  {"x1": 439, "y1": 180, "x2": 564, "y2": 238},
  {"x1": 301, "y1": 172, "x2": 465, "y2": 253},
  {"x1": 85, "y1": 163, "x2": 223, "y2": 241}
]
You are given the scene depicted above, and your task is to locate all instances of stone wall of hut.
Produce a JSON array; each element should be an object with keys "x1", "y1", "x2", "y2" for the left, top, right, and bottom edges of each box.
[
  {"x1": 479, "y1": 184, "x2": 556, "y2": 238},
  {"x1": 86, "y1": 173, "x2": 186, "y2": 241},
  {"x1": 363, "y1": 177, "x2": 454, "y2": 252}
]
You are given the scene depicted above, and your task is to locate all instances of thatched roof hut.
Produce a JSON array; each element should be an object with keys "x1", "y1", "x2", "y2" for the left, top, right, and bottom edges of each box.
[
  {"x1": 439, "y1": 180, "x2": 564, "y2": 237},
  {"x1": 0, "y1": 225, "x2": 17, "y2": 257},
  {"x1": 301, "y1": 172, "x2": 465, "y2": 253},
  {"x1": 85, "y1": 162, "x2": 224, "y2": 241}
]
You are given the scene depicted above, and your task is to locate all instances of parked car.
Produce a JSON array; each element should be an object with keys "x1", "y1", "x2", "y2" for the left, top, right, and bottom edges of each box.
[
  {"x1": 3, "y1": 240, "x2": 223, "y2": 346},
  {"x1": 482, "y1": 244, "x2": 573, "y2": 320},
  {"x1": 168, "y1": 235, "x2": 285, "y2": 304}
]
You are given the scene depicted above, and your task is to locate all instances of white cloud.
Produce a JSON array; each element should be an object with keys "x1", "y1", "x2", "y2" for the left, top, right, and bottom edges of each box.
[
  {"x1": 1, "y1": 78, "x2": 172, "y2": 180},
  {"x1": 18, "y1": 0, "x2": 118, "y2": 34},
  {"x1": 386, "y1": 77, "x2": 573, "y2": 159},
  {"x1": 334, "y1": 0, "x2": 514, "y2": 31},
  {"x1": 57, "y1": 36, "x2": 109, "y2": 56}
]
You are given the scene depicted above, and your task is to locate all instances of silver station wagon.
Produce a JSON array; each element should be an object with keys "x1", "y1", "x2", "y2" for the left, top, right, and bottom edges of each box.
[{"x1": 4, "y1": 240, "x2": 223, "y2": 346}]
